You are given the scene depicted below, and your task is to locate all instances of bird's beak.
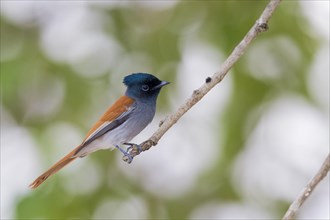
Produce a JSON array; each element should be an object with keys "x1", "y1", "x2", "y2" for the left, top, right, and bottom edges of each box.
[{"x1": 152, "y1": 81, "x2": 170, "y2": 90}]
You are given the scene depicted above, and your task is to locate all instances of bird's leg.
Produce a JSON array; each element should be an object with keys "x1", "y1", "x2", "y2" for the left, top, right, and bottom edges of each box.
[
  {"x1": 124, "y1": 142, "x2": 143, "y2": 153},
  {"x1": 115, "y1": 145, "x2": 133, "y2": 163}
]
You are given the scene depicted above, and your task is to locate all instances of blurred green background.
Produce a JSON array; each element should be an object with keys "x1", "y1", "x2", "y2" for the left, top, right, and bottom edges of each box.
[{"x1": 1, "y1": 1, "x2": 329, "y2": 219}]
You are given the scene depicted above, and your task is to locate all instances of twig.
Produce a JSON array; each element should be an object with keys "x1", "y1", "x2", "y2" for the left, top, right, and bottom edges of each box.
[
  {"x1": 282, "y1": 154, "x2": 330, "y2": 220},
  {"x1": 122, "y1": 0, "x2": 282, "y2": 162}
]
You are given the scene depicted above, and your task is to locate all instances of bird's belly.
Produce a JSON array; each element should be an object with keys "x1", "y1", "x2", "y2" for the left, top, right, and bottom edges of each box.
[{"x1": 100, "y1": 119, "x2": 145, "y2": 147}]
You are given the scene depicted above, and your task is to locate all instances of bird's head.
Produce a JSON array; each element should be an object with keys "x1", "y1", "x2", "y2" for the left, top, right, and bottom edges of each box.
[{"x1": 123, "y1": 73, "x2": 169, "y2": 101}]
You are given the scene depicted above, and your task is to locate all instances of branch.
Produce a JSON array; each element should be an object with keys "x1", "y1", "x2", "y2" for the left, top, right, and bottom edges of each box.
[
  {"x1": 282, "y1": 154, "x2": 330, "y2": 220},
  {"x1": 122, "y1": 0, "x2": 282, "y2": 163}
]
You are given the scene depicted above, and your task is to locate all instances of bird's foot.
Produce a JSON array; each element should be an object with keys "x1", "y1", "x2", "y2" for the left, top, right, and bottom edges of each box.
[
  {"x1": 124, "y1": 142, "x2": 143, "y2": 154},
  {"x1": 115, "y1": 145, "x2": 133, "y2": 163}
]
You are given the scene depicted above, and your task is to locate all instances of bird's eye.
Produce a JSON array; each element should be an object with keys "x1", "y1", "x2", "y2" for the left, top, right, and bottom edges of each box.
[{"x1": 141, "y1": 85, "x2": 149, "y2": 91}]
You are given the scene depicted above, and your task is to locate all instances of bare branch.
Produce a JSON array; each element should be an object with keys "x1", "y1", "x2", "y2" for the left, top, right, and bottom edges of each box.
[
  {"x1": 282, "y1": 154, "x2": 330, "y2": 220},
  {"x1": 122, "y1": 0, "x2": 282, "y2": 162}
]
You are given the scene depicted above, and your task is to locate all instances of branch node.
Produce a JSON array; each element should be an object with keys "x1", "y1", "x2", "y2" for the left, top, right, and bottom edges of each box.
[
  {"x1": 256, "y1": 21, "x2": 269, "y2": 33},
  {"x1": 193, "y1": 89, "x2": 200, "y2": 96},
  {"x1": 205, "y1": 77, "x2": 212, "y2": 83}
]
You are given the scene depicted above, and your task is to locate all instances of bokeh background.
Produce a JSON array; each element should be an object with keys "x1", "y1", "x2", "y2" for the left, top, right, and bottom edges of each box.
[{"x1": 1, "y1": 1, "x2": 329, "y2": 219}]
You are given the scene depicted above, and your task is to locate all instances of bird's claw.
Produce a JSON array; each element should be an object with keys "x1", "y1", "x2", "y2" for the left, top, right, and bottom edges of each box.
[
  {"x1": 123, "y1": 154, "x2": 133, "y2": 164},
  {"x1": 116, "y1": 145, "x2": 133, "y2": 163},
  {"x1": 124, "y1": 143, "x2": 143, "y2": 154}
]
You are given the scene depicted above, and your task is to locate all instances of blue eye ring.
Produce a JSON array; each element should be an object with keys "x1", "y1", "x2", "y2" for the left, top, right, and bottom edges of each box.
[{"x1": 141, "y1": 84, "x2": 149, "y2": 91}]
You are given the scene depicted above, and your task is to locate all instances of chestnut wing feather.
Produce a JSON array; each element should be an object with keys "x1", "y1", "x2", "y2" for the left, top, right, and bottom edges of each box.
[{"x1": 73, "y1": 96, "x2": 135, "y2": 156}]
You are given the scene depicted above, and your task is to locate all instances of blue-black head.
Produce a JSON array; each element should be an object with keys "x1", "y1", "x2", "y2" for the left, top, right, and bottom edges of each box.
[{"x1": 123, "y1": 73, "x2": 169, "y2": 101}]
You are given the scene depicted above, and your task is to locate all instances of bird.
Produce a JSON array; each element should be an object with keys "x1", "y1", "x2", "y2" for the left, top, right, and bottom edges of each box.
[{"x1": 29, "y1": 73, "x2": 169, "y2": 189}]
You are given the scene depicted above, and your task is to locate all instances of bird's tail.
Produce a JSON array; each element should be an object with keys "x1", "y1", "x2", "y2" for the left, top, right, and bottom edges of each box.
[{"x1": 29, "y1": 147, "x2": 80, "y2": 189}]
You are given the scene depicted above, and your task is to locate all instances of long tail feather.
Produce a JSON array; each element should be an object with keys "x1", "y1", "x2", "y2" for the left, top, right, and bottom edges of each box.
[{"x1": 29, "y1": 147, "x2": 80, "y2": 189}]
